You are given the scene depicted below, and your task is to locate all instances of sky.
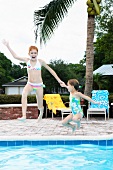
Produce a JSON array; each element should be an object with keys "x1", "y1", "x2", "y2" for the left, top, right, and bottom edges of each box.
[{"x1": 0, "y1": 0, "x2": 88, "y2": 65}]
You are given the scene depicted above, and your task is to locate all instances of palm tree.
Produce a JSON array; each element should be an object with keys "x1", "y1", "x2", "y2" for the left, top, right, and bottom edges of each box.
[
  {"x1": 34, "y1": 0, "x2": 76, "y2": 44},
  {"x1": 84, "y1": 14, "x2": 95, "y2": 96},
  {"x1": 34, "y1": 0, "x2": 101, "y2": 96}
]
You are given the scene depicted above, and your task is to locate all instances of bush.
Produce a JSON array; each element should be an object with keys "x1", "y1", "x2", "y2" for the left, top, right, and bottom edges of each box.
[
  {"x1": 61, "y1": 95, "x2": 69, "y2": 103},
  {"x1": 109, "y1": 93, "x2": 113, "y2": 104},
  {"x1": 0, "y1": 94, "x2": 69, "y2": 104},
  {"x1": 0, "y1": 94, "x2": 36, "y2": 104},
  {"x1": 1, "y1": 93, "x2": 113, "y2": 105}
]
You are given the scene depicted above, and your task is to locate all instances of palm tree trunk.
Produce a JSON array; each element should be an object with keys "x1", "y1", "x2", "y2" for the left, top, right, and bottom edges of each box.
[{"x1": 84, "y1": 15, "x2": 95, "y2": 97}]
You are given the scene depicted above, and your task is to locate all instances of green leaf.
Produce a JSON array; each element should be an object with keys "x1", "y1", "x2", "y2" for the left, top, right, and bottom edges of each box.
[{"x1": 34, "y1": 0, "x2": 76, "y2": 44}]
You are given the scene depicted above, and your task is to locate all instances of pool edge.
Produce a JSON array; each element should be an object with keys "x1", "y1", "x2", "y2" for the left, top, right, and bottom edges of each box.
[{"x1": 0, "y1": 135, "x2": 113, "y2": 141}]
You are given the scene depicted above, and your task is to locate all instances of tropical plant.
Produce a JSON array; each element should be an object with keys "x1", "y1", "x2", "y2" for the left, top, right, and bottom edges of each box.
[
  {"x1": 34, "y1": 0, "x2": 101, "y2": 96},
  {"x1": 42, "y1": 59, "x2": 85, "y2": 93},
  {"x1": 34, "y1": 0, "x2": 76, "y2": 44},
  {"x1": 93, "y1": 73, "x2": 109, "y2": 90},
  {"x1": 0, "y1": 52, "x2": 12, "y2": 87}
]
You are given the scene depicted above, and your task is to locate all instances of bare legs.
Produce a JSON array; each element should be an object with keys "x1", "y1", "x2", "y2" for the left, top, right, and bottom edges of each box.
[
  {"x1": 36, "y1": 87, "x2": 44, "y2": 122},
  {"x1": 37, "y1": 107, "x2": 44, "y2": 122},
  {"x1": 62, "y1": 114, "x2": 76, "y2": 132},
  {"x1": 18, "y1": 83, "x2": 44, "y2": 122},
  {"x1": 18, "y1": 84, "x2": 32, "y2": 120},
  {"x1": 62, "y1": 113, "x2": 82, "y2": 133}
]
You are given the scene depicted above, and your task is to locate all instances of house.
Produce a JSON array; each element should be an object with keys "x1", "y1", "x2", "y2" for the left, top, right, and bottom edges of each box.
[
  {"x1": 2, "y1": 76, "x2": 68, "y2": 95},
  {"x1": 93, "y1": 64, "x2": 113, "y2": 75},
  {"x1": 2, "y1": 76, "x2": 35, "y2": 95}
]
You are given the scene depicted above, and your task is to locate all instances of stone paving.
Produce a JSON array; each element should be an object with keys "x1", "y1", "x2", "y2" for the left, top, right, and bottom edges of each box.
[{"x1": 0, "y1": 116, "x2": 113, "y2": 136}]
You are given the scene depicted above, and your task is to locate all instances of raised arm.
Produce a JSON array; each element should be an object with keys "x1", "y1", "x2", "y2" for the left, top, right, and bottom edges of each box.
[
  {"x1": 2, "y1": 39, "x2": 28, "y2": 62},
  {"x1": 77, "y1": 92, "x2": 100, "y2": 104},
  {"x1": 40, "y1": 59, "x2": 64, "y2": 85}
]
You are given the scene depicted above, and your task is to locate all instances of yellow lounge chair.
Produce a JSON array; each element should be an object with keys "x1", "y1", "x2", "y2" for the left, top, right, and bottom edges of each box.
[{"x1": 44, "y1": 94, "x2": 72, "y2": 119}]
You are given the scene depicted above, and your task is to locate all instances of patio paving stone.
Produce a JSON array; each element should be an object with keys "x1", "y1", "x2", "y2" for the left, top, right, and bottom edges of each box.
[{"x1": 0, "y1": 117, "x2": 113, "y2": 136}]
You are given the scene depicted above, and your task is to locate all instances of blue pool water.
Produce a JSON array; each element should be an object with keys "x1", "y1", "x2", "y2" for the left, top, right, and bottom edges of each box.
[{"x1": 0, "y1": 144, "x2": 113, "y2": 170}]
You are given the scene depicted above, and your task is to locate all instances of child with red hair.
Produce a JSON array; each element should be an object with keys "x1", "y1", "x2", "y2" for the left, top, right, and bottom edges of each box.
[{"x1": 3, "y1": 40, "x2": 64, "y2": 122}]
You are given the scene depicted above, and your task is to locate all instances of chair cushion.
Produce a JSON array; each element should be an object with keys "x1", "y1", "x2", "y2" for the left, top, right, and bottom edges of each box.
[{"x1": 90, "y1": 90, "x2": 109, "y2": 110}]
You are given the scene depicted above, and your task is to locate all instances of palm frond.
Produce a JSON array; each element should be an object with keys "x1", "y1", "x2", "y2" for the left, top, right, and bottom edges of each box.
[{"x1": 34, "y1": 0, "x2": 76, "y2": 44}]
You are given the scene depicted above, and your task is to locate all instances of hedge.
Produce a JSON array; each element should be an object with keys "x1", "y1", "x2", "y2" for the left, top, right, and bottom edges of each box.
[
  {"x1": 0, "y1": 94, "x2": 113, "y2": 105},
  {"x1": 0, "y1": 94, "x2": 69, "y2": 104}
]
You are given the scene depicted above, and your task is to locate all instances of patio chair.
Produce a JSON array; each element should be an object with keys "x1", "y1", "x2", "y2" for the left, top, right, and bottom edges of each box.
[
  {"x1": 87, "y1": 90, "x2": 109, "y2": 121},
  {"x1": 44, "y1": 94, "x2": 86, "y2": 120},
  {"x1": 44, "y1": 94, "x2": 72, "y2": 119}
]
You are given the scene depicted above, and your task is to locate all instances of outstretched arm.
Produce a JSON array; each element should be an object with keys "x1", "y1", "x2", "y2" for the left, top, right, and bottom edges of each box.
[
  {"x1": 2, "y1": 39, "x2": 28, "y2": 62},
  {"x1": 77, "y1": 92, "x2": 100, "y2": 104},
  {"x1": 40, "y1": 59, "x2": 64, "y2": 85}
]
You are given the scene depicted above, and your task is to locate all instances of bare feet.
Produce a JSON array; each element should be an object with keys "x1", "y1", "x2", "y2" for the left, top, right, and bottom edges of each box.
[
  {"x1": 71, "y1": 121, "x2": 81, "y2": 134},
  {"x1": 77, "y1": 121, "x2": 81, "y2": 129},
  {"x1": 37, "y1": 113, "x2": 43, "y2": 123},
  {"x1": 18, "y1": 117, "x2": 26, "y2": 121},
  {"x1": 72, "y1": 125, "x2": 76, "y2": 133}
]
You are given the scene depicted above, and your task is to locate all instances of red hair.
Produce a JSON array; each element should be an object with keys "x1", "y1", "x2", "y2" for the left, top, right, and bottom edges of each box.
[{"x1": 28, "y1": 46, "x2": 38, "y2": 54}]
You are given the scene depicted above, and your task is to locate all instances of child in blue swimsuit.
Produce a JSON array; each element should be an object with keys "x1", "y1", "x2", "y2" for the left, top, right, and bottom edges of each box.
[{"x1": 62, "y1": 79, "x2": 100, "y2": 133}]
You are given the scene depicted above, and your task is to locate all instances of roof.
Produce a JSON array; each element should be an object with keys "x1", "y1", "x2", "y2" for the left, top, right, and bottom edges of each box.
[
  {"x1": 2, "y1": 76, "x2": 28, "y2": 87},
  {"x1": 12, "y1": 76, "x2": 28, "y2": 83},
  {"x1": 2, "y1": 81, "x2": 27, "y2": 87},
  {"x1": 93, "y1": 64, "x2": 113, "y2": 75}
]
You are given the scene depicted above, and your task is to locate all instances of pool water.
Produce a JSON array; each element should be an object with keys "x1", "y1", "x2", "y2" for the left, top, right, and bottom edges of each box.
[{"x1": 0, "y1": 144, "x2": 113, "y2": 170}]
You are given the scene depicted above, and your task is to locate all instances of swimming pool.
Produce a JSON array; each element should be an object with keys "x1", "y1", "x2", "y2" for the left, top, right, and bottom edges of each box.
[{"x1": 0, "y1": 136, "x2": 113, "y2": 170}]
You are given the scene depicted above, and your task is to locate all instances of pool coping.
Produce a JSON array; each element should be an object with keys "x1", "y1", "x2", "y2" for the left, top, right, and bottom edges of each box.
[{"x1": 0, "y1": 135, "x2": 113, "y2": 141}]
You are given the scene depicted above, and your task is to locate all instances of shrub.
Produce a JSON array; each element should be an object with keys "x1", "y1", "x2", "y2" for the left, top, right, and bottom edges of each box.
[
  {"x1": 0, "y1": 94, "x2": 69, "y2": 104},
  {"x1": 0, "y1": 94, "x2": 36, "y2": 104}
]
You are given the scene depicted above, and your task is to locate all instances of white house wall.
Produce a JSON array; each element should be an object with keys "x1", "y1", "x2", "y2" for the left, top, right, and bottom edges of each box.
[
  {"x1": 20, "y1": 87, "x2": 24, "y2": 94},
  {"x1": 5, "y1": 86, "x2": 68, "y2": 95},
  {"x1": 5, "y1": 87, "x2": 19, "y2": 95},
  {"x1": 5, "y1": 87, "x2": 36, "y2": 95},
  {"x1": 5, "y1": 87, "x2": 24, "y2": 95}
]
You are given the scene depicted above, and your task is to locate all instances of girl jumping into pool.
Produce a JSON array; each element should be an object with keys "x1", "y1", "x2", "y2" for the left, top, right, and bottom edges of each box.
[
  {"x1": 2, "y1": 39, "x2": 64, "y2": 122},
  {"x1": 61, "y1": 79, "x2": 100, "y2": 133}
]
